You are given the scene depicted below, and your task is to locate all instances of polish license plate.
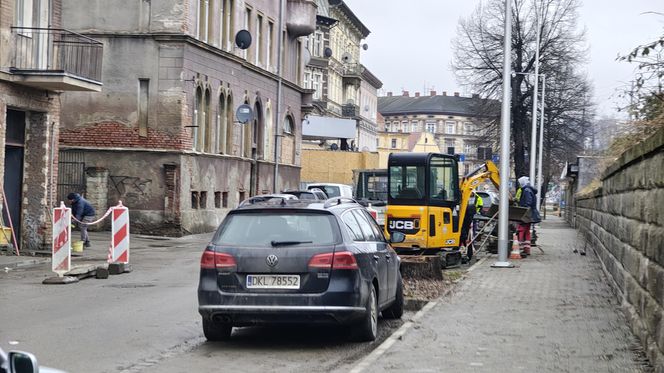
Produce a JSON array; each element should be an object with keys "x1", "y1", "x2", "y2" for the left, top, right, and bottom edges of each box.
[{"x1": 246, "y1": 275, "x2": 300, "y2": 289}]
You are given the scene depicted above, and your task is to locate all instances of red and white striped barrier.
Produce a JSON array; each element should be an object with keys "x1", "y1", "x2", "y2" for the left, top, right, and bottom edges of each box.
[
  {"x1": 109, "y1": 201, "x2": 130, "y2": 264},
  {"x1": 52, "y1": 202, "x2": 71, "y2": 275}
]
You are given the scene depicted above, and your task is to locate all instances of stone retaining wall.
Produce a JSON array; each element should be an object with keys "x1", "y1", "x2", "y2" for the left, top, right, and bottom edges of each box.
[{"x1": 574, "y1": 127, "x2": 664, "y2": 371}]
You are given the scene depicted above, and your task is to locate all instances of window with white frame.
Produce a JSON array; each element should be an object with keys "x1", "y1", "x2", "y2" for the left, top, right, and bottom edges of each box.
[
  {"x1": 284, "y1": 115, "x2": 294, "y2": 134},
  {"x1": 312, "y1": 71, "x2": 322, "y2": 99},
  {"x1": 303, "y1": 71, "x2": 311, "y2": 89},
  {"x1": 401, "y1": 121, "x2": 408, "y2": 132},
  {"x1": 464, "y1": 122, "x2": 473, "y2": 135},
  {"x1": 267, "y1": 21, "x2": 274, "y2": 68},
  {"x1": 391, "y1": 138, "x2": 397, "y2": 148},
  {"x1": 15, "y1": 0, "x2": 33, "y2": 28},
  {"x1": 445, "y1": 139, "x2": 455, "y2": 149},
  {"x1": 464, "y1": 143, "x2": 474, "y2": 155},
  {"x1": 198, "y1": 0, "x2": 209, "y2": 42},
  {"x1": 313, "y1": 31, "x2": 323, "y2": 57},
  {"x1": 445, "y1": 121, "x2": 456, "y2": 134},
  {"x1": 411, "y1": 120, "x2": 418, "y2": 132},
  {"x1": 255, "y1": 14, "x2": 263, "y2": 66},
  {"x1": 426, "y1": 121, "x2": 435, "y2": 133}
]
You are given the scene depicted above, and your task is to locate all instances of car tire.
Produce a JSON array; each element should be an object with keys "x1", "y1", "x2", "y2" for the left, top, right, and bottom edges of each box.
[
  {"x1": 382, "y1": 273, "x2": 404, "y2": 319},
  {"x1": 202, "y1": 317, "x2": 232, "y2": 341},
  {"x1": 351, "y1": 284, "x2": 378, "y2": 342}
]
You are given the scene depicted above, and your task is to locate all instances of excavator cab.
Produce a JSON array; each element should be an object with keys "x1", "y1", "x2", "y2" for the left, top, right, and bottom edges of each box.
[{"x1": 386, "y1": 153, "x2": 462, "y2": 266}]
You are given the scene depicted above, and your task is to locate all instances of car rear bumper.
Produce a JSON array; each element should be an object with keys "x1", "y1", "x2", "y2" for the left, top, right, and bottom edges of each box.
[{"x1": 199, "y1": 304, "x2": 366, "y2": 325}]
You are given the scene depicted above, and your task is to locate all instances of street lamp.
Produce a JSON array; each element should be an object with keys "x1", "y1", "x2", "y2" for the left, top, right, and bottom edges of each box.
[
  {"x1": 512, "y1": 71, "x2": 546, "y2": 189},
  {"x1": 492, "y1": 0, "x2": 514, "y2": 269}
]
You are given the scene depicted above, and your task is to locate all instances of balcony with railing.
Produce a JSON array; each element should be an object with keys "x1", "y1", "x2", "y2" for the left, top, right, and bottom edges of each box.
[
  {"x1": 342, "y1": 103, "x2": 359, "y2": 118},
  {"x1": 341, "y1": 63, "x2": 362, "y2": 86},
  {"x1": 4, "y1": 27, "x2": 103, "y2": 91}
]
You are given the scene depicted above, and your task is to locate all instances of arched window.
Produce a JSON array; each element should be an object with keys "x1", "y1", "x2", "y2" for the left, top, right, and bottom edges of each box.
[
  {"x1": 254, "y1": 100, "x2": 264, "y2": 159},
  {"x1": 218, "y1": 92, "x2": 227, "y2": 154},
  {"x1": 226, "y1": 94, "x2": 234, "y2": 155},
  {"x1": 265, "y1": 101, "x2": 273, "y2": 161},
  {"x1": 203, "y1": 89, "x2": 211, "y2": 152},
  {"x1": 283, "y1": 115, "x2": 294, "y2": 134},
  {"x1": 243, "y1": 100, "x2": 252, "y2": 158},
  {"x1": 193, "y1": 86, "x2": 203, "y2": 150}
]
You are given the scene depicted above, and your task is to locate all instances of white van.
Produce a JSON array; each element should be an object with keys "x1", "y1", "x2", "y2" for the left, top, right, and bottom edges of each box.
[{"x1": 306, "y1": 183, "x2": 353, "y2": 199}]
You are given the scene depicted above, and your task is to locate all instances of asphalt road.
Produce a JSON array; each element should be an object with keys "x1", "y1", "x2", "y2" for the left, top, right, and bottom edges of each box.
[{"x1": 0, "y1": 233, "x2": 407, "y2": 373}]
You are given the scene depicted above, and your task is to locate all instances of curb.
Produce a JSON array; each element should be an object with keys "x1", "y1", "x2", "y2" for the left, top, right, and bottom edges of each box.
[
  {"x1": 349, "y1": 254, "x2": 488, "y2": 373},
  {"x1": 2, "y1": 257, "x2": 51, "y2": 270}
]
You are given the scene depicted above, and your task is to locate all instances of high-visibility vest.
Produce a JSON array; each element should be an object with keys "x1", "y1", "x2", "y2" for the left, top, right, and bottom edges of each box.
[
  {"x1": 515, "y1": 187, "x2": 522, "y2": 202},
  {"x1": 475, "y1": 195, "x2": 484, "y2": 213}
]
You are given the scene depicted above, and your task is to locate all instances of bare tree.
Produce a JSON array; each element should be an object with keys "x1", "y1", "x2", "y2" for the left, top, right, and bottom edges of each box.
[{"x1": 453, "y1": 0, "x2": 593, "y2": 180}]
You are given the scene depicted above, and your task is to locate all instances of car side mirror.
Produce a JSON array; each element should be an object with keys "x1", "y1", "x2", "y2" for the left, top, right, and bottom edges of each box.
[
  {"x1": 389, "y1": 231, "x2": 406, "y2": 244},
  {"x1": 9, "y1": 351, "x2": 39, "y2": 373}
]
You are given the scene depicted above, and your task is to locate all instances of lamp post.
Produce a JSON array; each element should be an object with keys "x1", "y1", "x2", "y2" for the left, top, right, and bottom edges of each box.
[
  {"x1": 513, "y1": 71, "x2": 546, "y2": 189},
  {"x1": 529, "y1": 3, "x2": 541, "y2": 185},
  {"x1": 492, "y1": 0, "x2": 514, "y2": 268},
  {"x1": 536, "y1": 74, "x2": 546, "y2": 206}
]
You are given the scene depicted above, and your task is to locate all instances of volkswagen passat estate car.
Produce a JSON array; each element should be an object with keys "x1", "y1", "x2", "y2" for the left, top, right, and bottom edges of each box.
[{"x1": 198, "y1": 197, "x2": 405, "y2": 342}]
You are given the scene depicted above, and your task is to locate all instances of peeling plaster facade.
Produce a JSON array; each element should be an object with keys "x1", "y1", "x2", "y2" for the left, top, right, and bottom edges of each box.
[{"x1": 59, "y1": 0, "x2": 316, "y2": 235}]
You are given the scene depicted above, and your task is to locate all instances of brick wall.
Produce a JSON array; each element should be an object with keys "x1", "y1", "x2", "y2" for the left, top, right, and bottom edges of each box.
[
  {"x1": 574, "y1": 127, "x2": 664, "y2": 371},
  {"x1": 60, "y1": 121, "x2": 190, "y2": 150}
]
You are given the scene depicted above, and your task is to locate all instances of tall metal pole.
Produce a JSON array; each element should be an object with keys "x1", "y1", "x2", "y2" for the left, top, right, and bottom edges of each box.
[
  {"x1": 536, "y1": 74, "x2": 546, "y2": 208},
  {"x1": 529, "y1": 2, "x2": 540, "y2": 183},
  {"x1": 272, "y1": 0, "x2": 285, "y2": 193},
  {"x1": 492, "y1": 0, "x2": 514, "y2": 268}
]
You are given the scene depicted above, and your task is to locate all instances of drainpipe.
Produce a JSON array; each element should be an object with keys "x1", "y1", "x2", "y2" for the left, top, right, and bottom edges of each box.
[{"x1": 272, "y1": 0, "x2": 285, "y2": 193}]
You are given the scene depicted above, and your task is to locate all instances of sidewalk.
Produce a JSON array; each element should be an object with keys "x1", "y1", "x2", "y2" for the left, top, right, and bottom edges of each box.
[
  {"x1": 361, "y1": 216, "x2": 648, "y2": 372},
  {"x1": 0, "y1": 230, "x2": 213, "y2": 270}
]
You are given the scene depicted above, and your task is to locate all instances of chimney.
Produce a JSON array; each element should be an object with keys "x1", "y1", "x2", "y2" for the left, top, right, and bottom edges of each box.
[
  {"x1": 402, "y1": 91, "x2": 409, "y2": 97},
  {"x1": 472, "y1": 93, "x2": 480, "y2": 99},
  {"x1": 442, "y1": 91, "x2": 447, "y2": 96},
  {"x1": 387, "y1": 92, "x2": 393, "y2": 97},
  {"x1": 415, "y1": 92, "x2": 420, "y2": 97},
  {"x1": 454, "y1": 92, "x2": 459, "y2": 97},
  {"x1": 430, "y1": 91, "x2": 436, "y2": 96}
]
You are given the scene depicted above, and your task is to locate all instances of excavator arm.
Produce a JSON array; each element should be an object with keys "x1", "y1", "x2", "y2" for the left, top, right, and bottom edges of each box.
[{"x1": 457, "y1": 160, "x2": 500, "y2": 234}]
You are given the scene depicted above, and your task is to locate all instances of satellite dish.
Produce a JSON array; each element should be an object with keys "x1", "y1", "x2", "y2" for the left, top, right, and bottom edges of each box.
[
  {"x1": 362, "y1": 43, "x2": 368, "y2": 51},
  {"x1": 235, "y1": 30, "x2": 252, "y2": 50},
  {"x1": 236, "y1": 104, "x2": 254, "y2": 124},
  {"x1": 323, "y1": 47, "x2": 333, "y2": 58},
  {"x1": 303, "y1": 48, "x2": 311, "y2": 65},
  {"x1": 330, "y1": 143, "x2": 339, "y2": 151},
  {"x1": 341, "y1": 52, "x2": 352, "y2": 63}
]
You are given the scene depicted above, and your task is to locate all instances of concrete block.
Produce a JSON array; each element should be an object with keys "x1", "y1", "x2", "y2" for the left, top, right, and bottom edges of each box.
[
  {"x1": 108, "y1": 262, "x2": 132, "y2": 275},
  {"x1": 96, "y1": 266, "x2": 109, "y2": 279}
]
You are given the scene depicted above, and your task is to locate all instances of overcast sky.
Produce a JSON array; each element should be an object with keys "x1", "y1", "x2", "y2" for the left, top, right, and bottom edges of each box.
[{"x1": 344, "y1": 0, "x2": 663, "y2": 118}]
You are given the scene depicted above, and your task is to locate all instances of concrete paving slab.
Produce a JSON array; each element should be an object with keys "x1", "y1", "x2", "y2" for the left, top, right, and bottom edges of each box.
[{"x1": 354, "y1": 216, "x2": 650, "y2": 373}]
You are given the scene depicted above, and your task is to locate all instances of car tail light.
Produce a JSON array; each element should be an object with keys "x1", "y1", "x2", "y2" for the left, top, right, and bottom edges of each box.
[
  {"x1": 308, "y1": 253, "x2": 333, "y2": 269},
  {"x1": 308, "y1": 251, "x2": 358, "y2": 270},
  {"x1": 331, "y1": 251, "x2": 358, "y2": 269},
  {"x1": 200, "y1": 250, "x2": 237, "y2": 269}
]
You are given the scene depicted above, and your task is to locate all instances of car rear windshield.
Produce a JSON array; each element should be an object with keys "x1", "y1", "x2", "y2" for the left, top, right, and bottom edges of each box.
[
  {"x1": 310, "y1": 185, "x2": 340, "y2": 198},
  {"x1": 212, "y1": 211, "x2": 341, "y2": 246}
]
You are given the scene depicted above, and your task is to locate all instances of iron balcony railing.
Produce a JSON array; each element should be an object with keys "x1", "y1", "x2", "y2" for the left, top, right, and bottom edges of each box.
[{"x1": 10, "y1": 27, "x2": 103, "y2": 83}]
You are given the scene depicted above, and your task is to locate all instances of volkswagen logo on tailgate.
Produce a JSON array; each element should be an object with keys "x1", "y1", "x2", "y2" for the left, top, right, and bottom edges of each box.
[{"x1": 266, "y1": 254, "x2": 279, "y2": 267}]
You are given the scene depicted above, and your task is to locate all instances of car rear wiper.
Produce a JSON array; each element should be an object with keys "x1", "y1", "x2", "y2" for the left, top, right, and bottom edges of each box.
[{"x1": 270, "y1": 240, "x2": 313, "y2": 246}]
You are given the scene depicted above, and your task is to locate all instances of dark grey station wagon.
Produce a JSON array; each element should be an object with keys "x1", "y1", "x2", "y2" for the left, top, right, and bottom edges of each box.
[{"x1": 198, "y1": 198, "x2": 405, "y2": 342}]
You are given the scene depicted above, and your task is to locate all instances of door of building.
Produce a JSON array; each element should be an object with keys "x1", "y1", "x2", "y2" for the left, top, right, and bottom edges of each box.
[{"x1": 3, "y1": 110, "x2": 26, "y2": 245}]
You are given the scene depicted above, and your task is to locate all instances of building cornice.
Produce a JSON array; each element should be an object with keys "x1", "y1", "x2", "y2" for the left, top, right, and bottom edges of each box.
[{"x1": 77, "y1": 33, "x2": 307, "y2": 94}]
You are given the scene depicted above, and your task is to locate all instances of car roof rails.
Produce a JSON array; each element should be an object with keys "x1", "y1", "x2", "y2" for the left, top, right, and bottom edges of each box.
[{"x1": 323, "y1": 197, "x2": 359, "y2": 209}]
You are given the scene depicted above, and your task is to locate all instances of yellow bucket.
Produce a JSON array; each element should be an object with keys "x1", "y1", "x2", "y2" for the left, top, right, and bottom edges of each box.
[
  {"x1": 72, "y1": 240, "x2": 84, "y2": 252},
  {"x1": 0, "y1": 227, "x2": 11, "y2": 245}
]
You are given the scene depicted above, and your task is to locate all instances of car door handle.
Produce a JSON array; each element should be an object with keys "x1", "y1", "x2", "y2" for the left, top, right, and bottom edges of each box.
[
  {"x1": 373, "y1": 255, "x2": 380, "y2": 261},
  {"x1": 385, "y1": 254, "x2": 391, "y2": 260}
]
